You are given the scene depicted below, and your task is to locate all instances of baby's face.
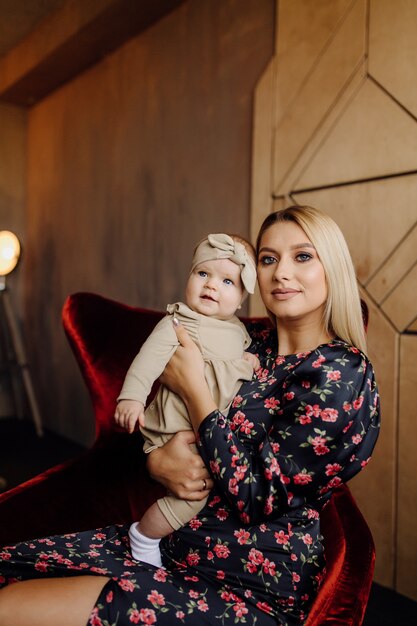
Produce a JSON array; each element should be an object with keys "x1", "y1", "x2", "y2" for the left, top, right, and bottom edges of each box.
[{"x1": 185, "y1": 258, "x2": 244, "y2": 320}]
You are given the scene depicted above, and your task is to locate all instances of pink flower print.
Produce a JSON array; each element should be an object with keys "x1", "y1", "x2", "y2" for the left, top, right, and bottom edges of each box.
[
  {"x1": 343, "y1": 419, "x2": 353, "y2": 433},
  {"x1": 325, "y1": 463, "x2": 342, "y2": 476},
  {"x1": 234, "y1": 529, "x2": 250, "y2": 545},
  {"x1": 310, "y1": 435, "x2": 329, "y2": 456},
  {"x1": 312, "y1": 355, "x2": 326, "y2": 368},
  {"x1": 314, "y1": 444, "x2": 330, "y2": 455},
  {"x1": 327, "y1": 370, "x2": 341, "y2": 381},
  {"x1": 93, "y1": 532, "x2": 106, "y2": 540},
  {"x1": 34, "y1": 561, "x2": 48, "y2": 572},
  {"x1": 343, "y1": 401, "x2": 352, "y2": 412},
  {"x1": 240, "y1": 512, "x2": 250, "y2": 524},
  {"x1": 213, "y1": 543, "x2": 230, "y2": 559},
  {"x1": 207, "y1": 551, "x2": 214, "y2": 561},
  {"x1": 128, "y1": 608, "x2": 140, "y2": 624},
  {"x1": 305, "y1": 404, "x2": 321, "y2": 418},
  {"x1": 301, "y1": 380, "x2": 311, "y2": 389},
  {"x1": 216, "y1": 508, "x2": 229, "y2": 521},
  {"x1": 271, "y1": 442, "x2": 280, "y2": 453},
  {"x1": 153, "y1": 568, "x2": 168, "y2": 582},
  {"x1": 89, "y1": 609, "x2": 103, "y2": 625},
  {"x1": 256, "y1": 601, "x2": 273, "y2": 614},
  {"x1": 283, "y1": 391, "x2": 295, "y2": 400},
  {"x1": 307, "y1": 508, "x2": 319, "y2": 519},
  {"x1": 216, "y1": 570, "x2": 225, "y2": 579},
  {"x1": 262, "y1": 558, "x2": 276, "y2": 576},
  {"x1": 228, "y1": 477, "x2": 239, "y2": 495},
  {"x1": 299, "y1": 414, "x2": 312, "y2": 425},
  {"x1": 264, "y1": 494, "x2": 274, "y2": 515},
  {"x1": 353, "y1": 396, "x2": 364, "y2": 409},
  {"x1": 320, "y1": 408, "x2": 338, "y2": 422},
  {"x1": 248, "y1": 548, "x2": 264, "y2": 565},
  {"x1": 208, "y1": 495, "x2": 221, "y2": 507},
  {"x1": 361, "y1": 457, "x2": 371, "y2": 468},
  {"x1": 274, "y1": 530, "x2": 290, "y2": 545},
  {"x1": 232, "y1": 394, "x2": 243, "y2": 408},
  {"x1": 240, "y1": 419, "x2": 254, "y2": 435},
  {"x1": 352, "y1": 433, "x2": 363, "y2": 444},
  {"x1": 189, "y1": 518, "x2": 203, "y2": 530},
  {"x1": 292, "y1": 572, "x2": 301, "y2": 583},
  {"x1": 291, "y1": 553, "x2": 298, "y2": 561},
  {"x1": 233, "y1": 465, "x2": 248, "y2": 481},
  {"x1": 186, "y1": 551, "x2": 200, "y2": 566},
  {"x1": 233, "y1": 601, "x2": 249, "y2": 617},
  {"x1": 209, "y1": 459, "x2": 220, "y2": 475},
  {"x1": 293, "y1": 472, "x2": 313, "y2": 485},
  {"x1": 105, "y1": 590, "x2": 113, "y2": 603},
  {"x1": 138, "y1": 608, "x2": 157, "y2": 624},
  {"x1": 197, "y1": 599, "x2": 209, "y2": 612},
  {"x1": 264, "y1": 397, "x2": 280, "y2": 410},
  {"x1": 147, "y1": 590, "x2": 165, "y2": 606},
  {"x1": 189, "y1": 590, "x2": 200, "y2": 599},
  {"x1": 118, "y1": 579, "x2": 135, "y2": 592},
  {"x1": 257, "y1": 368, "x2": 269, "y2": 382},
  {"x1": 232, "y1": 411, "x2": 245, "y2": 428},
  {"x1": 302, "y1": 533, "x2": 313, "y2": 545},
  {"x1": 176, "y1": 611, "x2": 185, "y2": 619}
]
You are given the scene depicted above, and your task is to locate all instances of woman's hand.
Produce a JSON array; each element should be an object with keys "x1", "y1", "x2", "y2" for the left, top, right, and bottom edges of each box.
[
  {"x1": 146, "y1": 431, "x2": 213, "y2": 500},
  {"x1": 160, "y1": 320, "x2": 217, "y2": 430}
]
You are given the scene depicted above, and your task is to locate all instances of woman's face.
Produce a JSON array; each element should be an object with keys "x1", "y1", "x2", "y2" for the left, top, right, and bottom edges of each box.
[{"x1": 257, "y1": 221, "x2": 327, "y2": 326}]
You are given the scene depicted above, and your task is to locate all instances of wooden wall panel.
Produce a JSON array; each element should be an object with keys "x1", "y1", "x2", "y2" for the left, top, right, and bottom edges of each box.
[
  {"x1": 272, "y1": 0, "x2": 366, "y2": 192},
  {"x1": 369, "y1": 0, "x2": 417, "y2": 117},
  {"x1": 250, "y1": 0, "x2": 417, "y2": 597},
  {"x1": 296, "y1": 79, "x2": 417, "y2": 188},
  {"x1": 397, "y1": 335, "x2": 417, "y2": 598},
  {"x1": 23, "y1": 0, "x2": 275, "y2": 444}
]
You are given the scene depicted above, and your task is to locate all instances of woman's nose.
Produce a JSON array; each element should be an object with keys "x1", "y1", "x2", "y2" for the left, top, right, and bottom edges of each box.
[{"x1": 273, "y1": 258, "x2": 291, "y2": 281}]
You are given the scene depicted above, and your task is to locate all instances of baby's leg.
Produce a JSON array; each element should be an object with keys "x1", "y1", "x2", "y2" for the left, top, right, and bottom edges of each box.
[{"x1": 129, "y1": 502, "x2": 174, "y2": 568}]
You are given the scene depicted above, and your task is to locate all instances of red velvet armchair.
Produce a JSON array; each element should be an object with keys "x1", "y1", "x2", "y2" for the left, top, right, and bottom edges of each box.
[{"x1": 0, "y1": 292, "x2": 375, "y2": 625}]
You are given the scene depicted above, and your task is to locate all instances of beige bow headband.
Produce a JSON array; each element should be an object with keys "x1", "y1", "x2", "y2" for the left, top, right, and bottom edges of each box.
[{"x1": 190, "y1": 233, "x2": 256, "y2": 294}]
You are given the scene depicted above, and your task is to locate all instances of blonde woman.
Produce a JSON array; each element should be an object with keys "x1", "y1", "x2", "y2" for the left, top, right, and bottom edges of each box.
[{"x1": 0, "y1": 206, "x2": 380, "y2": 626}]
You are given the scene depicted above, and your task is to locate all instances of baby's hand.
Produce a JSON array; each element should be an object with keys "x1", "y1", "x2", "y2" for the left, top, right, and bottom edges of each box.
[
  {"x1": 243, "y1": 351, "x2": 260, "y2": 371},
  {"x1": 114, "y1": 400, "x2": 145, "y2": 433}
]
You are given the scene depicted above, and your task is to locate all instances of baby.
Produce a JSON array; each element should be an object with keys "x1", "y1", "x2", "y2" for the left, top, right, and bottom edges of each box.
[{"x1": 115, "y1": 233, "x2": 258, "y2": 567}]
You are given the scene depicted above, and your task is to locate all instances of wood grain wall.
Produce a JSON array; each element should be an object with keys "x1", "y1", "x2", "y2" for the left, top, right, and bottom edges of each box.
[
  {"x1": 250, "y1": 0, "x2": 417, "y2": 598},
  {"x1": 22, "y1": 0, "x2": 274, "y2": 444}
]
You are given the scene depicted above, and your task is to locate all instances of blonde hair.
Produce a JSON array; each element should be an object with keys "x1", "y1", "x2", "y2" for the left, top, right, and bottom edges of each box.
[{"x1": 256, "y1": 205, "x2": 367, "y2": 354}]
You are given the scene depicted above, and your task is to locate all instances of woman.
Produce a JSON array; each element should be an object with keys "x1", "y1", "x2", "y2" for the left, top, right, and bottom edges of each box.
[{"x1": 0, "y1": 206, "x2": 380, "y2": 626}]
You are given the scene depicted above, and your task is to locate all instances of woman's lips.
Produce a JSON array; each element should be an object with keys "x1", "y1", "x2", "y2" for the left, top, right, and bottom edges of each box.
[{"x1": 271, "y1": 289, "x2": 300, "y2": 301}]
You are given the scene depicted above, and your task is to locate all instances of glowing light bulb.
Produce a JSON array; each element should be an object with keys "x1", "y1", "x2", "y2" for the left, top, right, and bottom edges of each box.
[{"x1": 0, "y1": 231, "x2": 20, "y2": 276}]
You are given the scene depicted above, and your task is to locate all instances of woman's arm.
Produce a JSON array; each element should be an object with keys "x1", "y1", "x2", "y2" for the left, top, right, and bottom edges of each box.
[
  {"x1": 197, "y1": 342, "x2": 380, "y2": 523},
  {"x1": 159, "y1": 319, "x2": 218, "y2": 431}
]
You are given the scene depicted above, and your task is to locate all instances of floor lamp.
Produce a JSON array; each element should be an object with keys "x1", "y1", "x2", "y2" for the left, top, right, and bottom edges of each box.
[{"x1": 0, "y1": 231, "x2": 43, "y2": 437}]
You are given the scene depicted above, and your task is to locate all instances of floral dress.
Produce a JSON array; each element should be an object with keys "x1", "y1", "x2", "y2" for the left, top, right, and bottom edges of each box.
[{"x1": 0, "y1": 327, "x2": 380, "y2": 626}]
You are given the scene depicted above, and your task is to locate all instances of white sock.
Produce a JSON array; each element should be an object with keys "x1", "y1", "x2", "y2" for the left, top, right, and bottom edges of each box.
[{"x1": 128, "y1": 522, "x2": 162, "y2": 568}]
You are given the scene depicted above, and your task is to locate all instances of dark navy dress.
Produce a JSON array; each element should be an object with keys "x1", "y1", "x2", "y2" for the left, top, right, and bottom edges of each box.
[{"x1": 0, "y1": 328, "x2": 380, "y2": 625}]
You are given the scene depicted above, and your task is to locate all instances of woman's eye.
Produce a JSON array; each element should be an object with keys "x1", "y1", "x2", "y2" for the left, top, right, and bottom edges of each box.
[
  {"x1": 296, "y1": 253, "x2": 312, "y2": 262},
  {"x1": 259, "y1": 255, "x2": 276, "y2": 266},
  {"x1": 198, "y1": 271, "x2": 208, "y2": 278}
]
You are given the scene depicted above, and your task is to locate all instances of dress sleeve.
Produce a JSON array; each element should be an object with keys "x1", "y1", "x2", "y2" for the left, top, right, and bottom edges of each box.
[
  {"x1": 197, "y1": 342, "x2": 380, "y2": 524},
  {"x1": 117, "y1": 315, "x2": 178, "y2": 404}
]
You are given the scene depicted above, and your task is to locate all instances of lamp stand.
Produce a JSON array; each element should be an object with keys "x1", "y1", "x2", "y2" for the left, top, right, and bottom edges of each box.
[{"x1": 0, "y1": 279, "x2": 43, "y2": 436}]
